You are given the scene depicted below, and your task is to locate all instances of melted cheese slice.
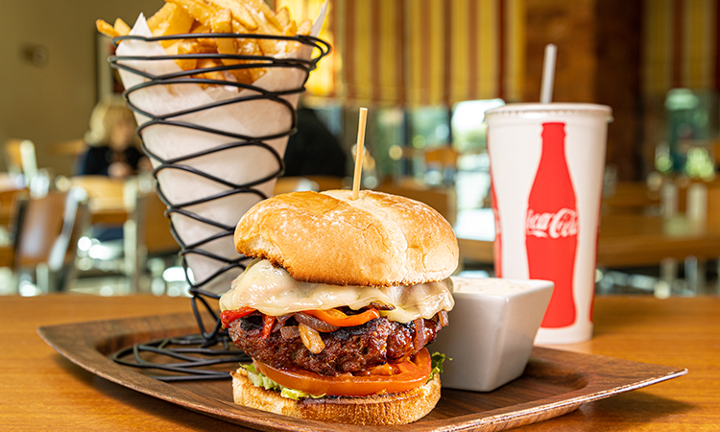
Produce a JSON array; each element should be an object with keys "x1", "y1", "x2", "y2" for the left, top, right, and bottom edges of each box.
[{"x1": 219, "y1": 259, "x2": 454, "y2": 323}]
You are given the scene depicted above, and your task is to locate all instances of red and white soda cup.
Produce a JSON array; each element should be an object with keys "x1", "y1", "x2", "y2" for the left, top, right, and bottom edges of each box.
[{"x1": 485, "y1": 103, "x2": 612, "y2": 344}]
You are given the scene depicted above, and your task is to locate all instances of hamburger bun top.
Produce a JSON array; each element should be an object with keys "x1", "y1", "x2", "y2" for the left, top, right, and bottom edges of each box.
[{"x1": 234, "y1": 189, "x2": 459, "y2": 287}]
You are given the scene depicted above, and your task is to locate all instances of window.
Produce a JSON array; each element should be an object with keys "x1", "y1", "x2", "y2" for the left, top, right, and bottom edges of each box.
[{"x1": 452, "y1": 99, "x2": 504, "y2": 209}]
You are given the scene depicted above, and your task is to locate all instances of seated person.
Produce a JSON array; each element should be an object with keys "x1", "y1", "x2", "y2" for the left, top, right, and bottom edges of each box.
[
  {"x1": 78, "y1": 97, "x2": 150, "y2": 178},
  {"x1": 77, "y1": 97, "x2": 150, "y2": 242}
]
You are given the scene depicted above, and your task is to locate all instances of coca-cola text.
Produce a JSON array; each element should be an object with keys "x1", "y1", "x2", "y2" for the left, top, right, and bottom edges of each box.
[{"x1": 526, "y1": 208, "x2": 578, "y2": 239}]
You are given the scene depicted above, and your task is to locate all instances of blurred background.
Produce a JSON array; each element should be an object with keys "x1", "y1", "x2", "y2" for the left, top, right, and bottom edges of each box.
[{"x1": 1, "y1": 0, "x2": 719, "y2": 298}]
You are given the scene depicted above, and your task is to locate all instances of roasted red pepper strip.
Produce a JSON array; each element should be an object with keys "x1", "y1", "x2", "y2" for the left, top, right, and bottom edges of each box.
[
  {"x1": 262, "y1": 314, "x2": 276, "y2": 339},
  {"x1": 220, "y1": 307, "x2": 256, "y2": 328},
  {"x1": 303, "y1": 308, "x2": 380, "y2": 327}
]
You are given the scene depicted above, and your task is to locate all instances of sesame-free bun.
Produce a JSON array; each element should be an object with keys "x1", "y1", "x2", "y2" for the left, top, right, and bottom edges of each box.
[
  {"x1": 234, "y1": 190, "x2": 458, "y2": 287},
  {"x1": 231, "y1": 368, "x2": 441, "y2": 425}
]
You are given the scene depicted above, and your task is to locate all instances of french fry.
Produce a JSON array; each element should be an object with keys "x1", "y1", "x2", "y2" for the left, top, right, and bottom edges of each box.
[
  {"x1": 275, "y1": 6, "x2": 299, "y2": 41},
  {"x1": 285, "y1": 19, "x2": 298, "y2": 37},
  {"x1": 188, "y1": 41, "x2": 220, "y2": 53},
  {"x1": 244, "y1": 0, "x2": 282, "y2": 30},
  {"x1": 297, "y1": 19, "x2": 312, "y2": 36},
  {"x1": 207, "y1": 0, "x2": 258, "y2": 30},
  {"x1": 148, "y1": 3, "x2": 195, "y2": 48},
  {"x1": 252, "y1": 14, "x2": 283, "y2": 57},
  {"x1": 147, "y1": 3, "x2": 174, "y2": 32},
  {"x1": 275, "y1": 6, "x2": 291, "y2": 30},
  {"x1": 195, "y1": 58, "x2": 228, "y2": 83},
  {"x1": 113, "y1": 18, "x2": 132, "y2": 36},
  {"x1": 96, "y1": 19, "x2": 119, "y2": 38},
  {"x1": 166, "y1": 0, "x2": 220, "y2": 29},
  {"x1": 191, "y1": 23, "x2": 217, "y2": 47},
  {"x1": 282, "y1": 19, "x2": 304, "y2": 54},
  {"x1": 165, "y1": 40, "x2": 204, "y2": 71},
  {"x1": 227, "y1": 20, "x2": 265, "y2": 83},
  {"x1": 210, "y1": 9, "x2": 252, "y2": 84},
  {"x1": 190, "y1": 21, "x2": 208, "y2": 32},
  {"x1": 211, "y1": 8, "x2": 233, "y2": 35}
]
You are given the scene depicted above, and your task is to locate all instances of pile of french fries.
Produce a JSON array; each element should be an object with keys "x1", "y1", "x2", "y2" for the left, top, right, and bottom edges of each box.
[{"x1": 97, "y1": 0, "x2": 312, "y2": 85}]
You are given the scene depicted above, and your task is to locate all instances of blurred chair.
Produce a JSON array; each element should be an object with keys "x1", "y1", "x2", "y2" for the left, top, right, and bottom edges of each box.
[
  {"x1": 72, "y1": 176, "x2": 179, "y2": 292},
  {"x1": 707, "y1": 180, "x2": 720, "y2": 227},
  {"x1": 70, "y1": 176, "x2": 127, "y2": 263},
  {"x1": 702, "y1": 180, "x2": 720, "y2": 294},
  {"x1": 4, "y1": 139, "x2": 38, "y2": 185},
  {"x1": 51, "y1": 139, "x2": 87, "y2": 173},
  {"x1": 600, "y1": 177, "x2": 720, "y2": 295},
  {"x1": 70, "y1": 175, "x2": 126, "y2": 212},
  {"x1": 0, "y1": 188, "x2": 89, "y2": 292},
  {"x1": 0, "y1": 186, "x2": 28, "y2": 227},
  {"x1": 424, "y1": 146, "x2": 459, "y2": 185},
  {"x1": 601, "y1": 181, "x2": 662, "y2": 215},
  {"x1": 138, "y1": 190, "x2": 179, "y2": 257},
  {"x1": 51, "y1": 139, "x2": 86, "y2": 158},
  {"x1": 4, "y1": 139, "x2": 53, "y2": 198},
  {"x1": 126, "y1": 184, "x2": 180, "y2": 291}
]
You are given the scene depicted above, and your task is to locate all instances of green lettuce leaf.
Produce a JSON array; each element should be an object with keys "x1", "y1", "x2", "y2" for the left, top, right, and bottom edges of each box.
[
  {"x1": 239, "y1": 363, "x2": 325, "y2": 400},
  {"x1": 428, "y1": 352, "x2": 450, "y2": 383}
]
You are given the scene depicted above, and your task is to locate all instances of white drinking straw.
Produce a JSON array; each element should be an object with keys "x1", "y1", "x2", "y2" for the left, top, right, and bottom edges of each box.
[{"x1": 540, "y1": 44, "x2": 557, "y2": 103}]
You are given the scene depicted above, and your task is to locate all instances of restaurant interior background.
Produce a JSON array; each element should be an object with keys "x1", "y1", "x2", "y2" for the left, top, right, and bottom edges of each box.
[{"x1": 1, "y1": 0, "x2": 720, "y2": 298}]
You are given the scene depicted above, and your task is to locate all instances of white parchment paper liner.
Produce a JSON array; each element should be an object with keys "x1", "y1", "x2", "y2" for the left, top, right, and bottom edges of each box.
[{"x1": 115, "y1": 5, "x2": 327, "y2": 293}]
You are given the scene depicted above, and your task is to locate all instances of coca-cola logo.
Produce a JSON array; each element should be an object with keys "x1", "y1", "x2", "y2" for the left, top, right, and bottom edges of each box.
[{"x1": 526, "y1": 208, "x2": 578, "y2": 238}]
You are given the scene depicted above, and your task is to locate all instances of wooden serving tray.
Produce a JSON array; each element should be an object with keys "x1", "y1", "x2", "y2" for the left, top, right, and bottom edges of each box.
[{"x1": 38, "y1": 312, "x2": 686, "y2": 431}]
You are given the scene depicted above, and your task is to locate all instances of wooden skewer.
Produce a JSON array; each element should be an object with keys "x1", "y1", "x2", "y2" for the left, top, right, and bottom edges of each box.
[{"x1": 351, "y1": 107, "x2": 368, "y2": 200}]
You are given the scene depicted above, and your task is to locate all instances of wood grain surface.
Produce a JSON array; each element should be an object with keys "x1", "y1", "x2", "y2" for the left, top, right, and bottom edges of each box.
[
  {"x1": 1, "y1": 294, "x2": 718, "y2": 431},
  {"x1": 35, "y1": 310, "x2": 685, "y2": 431}
]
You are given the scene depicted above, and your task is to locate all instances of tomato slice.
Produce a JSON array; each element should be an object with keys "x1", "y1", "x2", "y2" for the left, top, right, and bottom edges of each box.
[
  {"x1": 255, "y1": 348, "x2": 432, "y2": 397},
  {"x1": 303, "y1": 308, "x2": 380, "y2": 327},
  {"x1": 220, "y1": 307, "x2": 256, "y2": 328},
  {"x1": 262, "y1": 314, "x2": 275, "y2": 339}
]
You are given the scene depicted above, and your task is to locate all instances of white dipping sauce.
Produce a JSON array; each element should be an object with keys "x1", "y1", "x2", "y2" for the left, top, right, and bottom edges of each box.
[{"x1": 451, "y1": 277, "x2": 533, "y2": 295}]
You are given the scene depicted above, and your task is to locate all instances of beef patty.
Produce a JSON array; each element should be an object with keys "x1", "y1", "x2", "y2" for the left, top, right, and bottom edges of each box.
[{"x1": 228, "y1": 315, "x2": 441, "y2": 376}]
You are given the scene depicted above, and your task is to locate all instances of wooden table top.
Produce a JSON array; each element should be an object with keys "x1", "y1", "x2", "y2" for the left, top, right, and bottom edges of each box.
[
  {"x1": 0, "y1": 294, "x2": 717, "y2": 431},
  {"x1": 455, "y1": 209, "x2": 720, "y2": 268}
]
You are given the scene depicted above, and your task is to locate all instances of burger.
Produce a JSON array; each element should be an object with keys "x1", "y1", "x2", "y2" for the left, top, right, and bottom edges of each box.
[{"x1": 219, "y1": 189, "x2": 458, "y2": 425}]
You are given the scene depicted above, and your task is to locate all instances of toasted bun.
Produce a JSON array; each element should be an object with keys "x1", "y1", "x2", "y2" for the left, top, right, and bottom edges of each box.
[
  {"x1": 234, "y1": 190, "x2": 458, "y2": 287},
  {"x1": 231, "y1": 368, "x2": 441, "y2": 425}
]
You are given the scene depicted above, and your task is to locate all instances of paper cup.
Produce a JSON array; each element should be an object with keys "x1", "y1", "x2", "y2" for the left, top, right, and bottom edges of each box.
[{"x1": 485, "y1": 103, "x2": 612, "y2": 344}]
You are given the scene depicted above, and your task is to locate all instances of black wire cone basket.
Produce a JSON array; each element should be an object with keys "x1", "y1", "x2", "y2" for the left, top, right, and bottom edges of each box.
[{"x1": 107, "y1": 32, "x2": 330, "y2": 381}]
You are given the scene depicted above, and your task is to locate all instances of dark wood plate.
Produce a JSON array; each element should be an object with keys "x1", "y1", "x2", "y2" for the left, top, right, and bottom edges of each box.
[{"x1": 37, "y1": 312, "x2": 686, "y2": 431}]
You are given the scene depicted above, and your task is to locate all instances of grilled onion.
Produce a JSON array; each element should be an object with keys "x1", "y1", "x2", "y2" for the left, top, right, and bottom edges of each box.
[
  {"x1": 280, "y1": 325, "x2": 300, "y2": 340},
  {"x1": 276, "y1": 313, "x2": 294, "y2": 324},
  {"x1": 294, "y1": 312, "x2": 340, "y2": 333},
  {"x1": 271, "y1": 319, "x2": 283, "y2": 333},
  {"x1": 438, "y1": 310, "x2": 449, "y2": 327},
  {"x1": 369, "y1": 302, "x2": 395, "y2": 311},
  {"x1": 298, "y1": 323, "x2": 325, "y2": 354}
]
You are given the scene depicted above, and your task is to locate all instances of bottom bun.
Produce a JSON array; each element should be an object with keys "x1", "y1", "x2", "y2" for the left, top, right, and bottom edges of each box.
[{"x1": 231, "y1": 368, "x2": 441, "y2": 425}]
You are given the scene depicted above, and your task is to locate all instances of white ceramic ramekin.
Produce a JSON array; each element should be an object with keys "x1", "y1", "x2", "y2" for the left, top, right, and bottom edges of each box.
[{"x1": 430, "y1": 277, "x2": 553, "y2": 392}]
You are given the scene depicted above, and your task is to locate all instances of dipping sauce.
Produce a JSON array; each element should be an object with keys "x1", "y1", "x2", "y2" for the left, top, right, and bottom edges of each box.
[{"x1": 452, "y1": 277, "x2": 533, "y2": 296}]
